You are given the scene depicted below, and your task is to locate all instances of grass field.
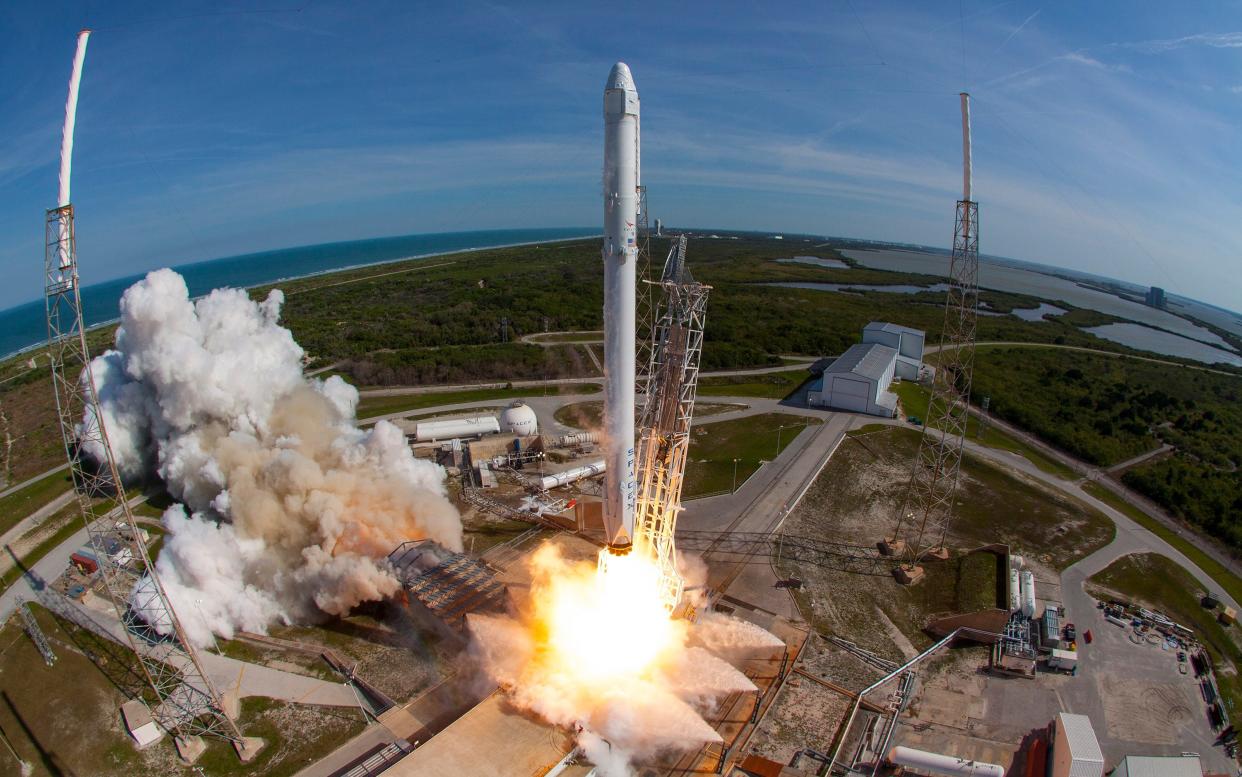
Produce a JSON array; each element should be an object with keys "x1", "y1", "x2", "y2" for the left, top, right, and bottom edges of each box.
[
  {"x1": 526, "y1": 331, "x2": 602, "y2": 343},
  {"x1": 355, "y1": 382, "x2": 600, "y2": 419},
  {"x1": 0, "y1": 468, "x2": 73, "y2": 535},
  {"x1": 1083, "y1": 482, "x2": 1242, "y2": 607},
  {"x1": 682, "y1": 413, "x2": 821, "y2": 498},
  {"x1": 1087, "y1": 552, "x2": 1242, "y2": 722},
  {"x1": 697, "y1": 368, "x2": 811, "y2": 399}
]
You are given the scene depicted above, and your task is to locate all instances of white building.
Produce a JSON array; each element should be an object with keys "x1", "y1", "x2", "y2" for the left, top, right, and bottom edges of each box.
[
  {"x1": 1111, "y1": 755, "x2": 1202, "y2": 777},
  {"x1": 1051, "y1": 712, "x2": 1104, "y2": 777},
  {"x1": 808, "y1": 343, "x2": 899, "y2": 417},
  {"x1": 862, "y1": 321, "x2": 925, "y2": 380}
]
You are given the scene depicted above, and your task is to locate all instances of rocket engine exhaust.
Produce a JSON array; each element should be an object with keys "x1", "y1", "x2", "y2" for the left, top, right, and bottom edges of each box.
[{"x1": 601, "y1": 62, "x2": 640, "y2": 554}]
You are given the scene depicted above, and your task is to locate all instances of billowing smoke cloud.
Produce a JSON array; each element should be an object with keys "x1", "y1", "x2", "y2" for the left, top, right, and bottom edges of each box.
[
  {"x1": 468, "y1": 544, "x2": 784, "y2": 775},
  {"x1": 85, "y1": 269, "x2": 461, "y2": 646}
]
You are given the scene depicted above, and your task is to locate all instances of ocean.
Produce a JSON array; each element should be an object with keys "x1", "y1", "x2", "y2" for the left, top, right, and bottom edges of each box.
[{"x1": 0, "y1": 228, "x2": 598, "y2": 359}]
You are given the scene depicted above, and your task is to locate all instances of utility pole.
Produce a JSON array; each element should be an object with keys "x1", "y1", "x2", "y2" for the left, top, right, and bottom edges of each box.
[
  {"x1": 732, "y1": 458, "x2": 740, "y2": 494},
  {"x1": 977, "y1": 395, "x2": 991, "y2": 438}
]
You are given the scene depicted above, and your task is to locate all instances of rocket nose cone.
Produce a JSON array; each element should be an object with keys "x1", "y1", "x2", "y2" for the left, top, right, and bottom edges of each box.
[{"x1": 606, "y1": 62, "x2": 634, "y2": 91}]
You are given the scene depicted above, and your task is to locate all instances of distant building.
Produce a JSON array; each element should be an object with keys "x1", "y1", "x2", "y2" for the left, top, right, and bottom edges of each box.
[
  {"x1": 807, "y1": 321, "x2": 926, "y2": 417},
  {"x1": 1146, "y1": 286, "x2": 1166, "y2": 309},
  {"x1": 808, "y1": 343, "x2": 899, "y2": 417},
  {"x1": 862, "y1": 321, "x2": 926, "y2": 380}
]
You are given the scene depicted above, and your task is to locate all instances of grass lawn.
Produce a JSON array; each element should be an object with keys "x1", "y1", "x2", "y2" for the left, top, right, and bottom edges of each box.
[
  {"x1": 0, "y1": 504, "x2": 87, "y2": 591},
  {"x1": 1087, "y1": 552, "x2": 1242, "y2": 722},
  {"x1": 527, "y1": 331, "x2": 602, "y2": 343},
  {"x1": 891, "y1": 380, "x2": 1076, "y2": 480},
  {"x1": 0, "y1": 469, "x2": 73, "y2": 535},
  {"x1": 683, "y1": 413, "x2": 821, "y2": 498},
  {"x1": 355, "y1": 382, "x2": 600, "y2": 419},
  {"x1": 697, "y1": 368, "x2": 811, "y2": 399},
  {"x1": 1083, "y1": 481, "x2": 1242, "y2": 607}
]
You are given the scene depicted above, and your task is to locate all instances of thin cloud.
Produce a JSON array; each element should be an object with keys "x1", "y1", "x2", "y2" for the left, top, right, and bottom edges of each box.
[
  {"x1": 1120, "y1": 32, "x2": 1242, "y2": 53},
  {"x1": 995, "y1": 9, "x2": 1042, "y2": 54}
]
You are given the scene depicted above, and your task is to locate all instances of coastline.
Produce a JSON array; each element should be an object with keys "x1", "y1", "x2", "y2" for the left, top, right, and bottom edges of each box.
[{"x1": 0, "y1": 231, "x2": 601, "y2": 363}]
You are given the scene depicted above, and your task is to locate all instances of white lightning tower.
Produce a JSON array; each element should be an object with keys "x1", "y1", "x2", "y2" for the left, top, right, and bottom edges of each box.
[
  {"x1": 601, "y1": 62, "x2": 640, "y2": 554},
  {"x1": 884, "y1": 92, "x2": 980, "y2": 581},
  {"x1": 43, "y1": 30, "x2": 248, "y2": 753}
]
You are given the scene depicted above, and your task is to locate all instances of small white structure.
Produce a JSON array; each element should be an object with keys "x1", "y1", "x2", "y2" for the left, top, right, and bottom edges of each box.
[
  {"x1": 808, "y1": 343, "x2": 899, "y2": 417},
  {"x1": 1112, "y1": 755, "x2": 1203, "y2": 777},
  {"x1": 1048, "y1": 648, "x2": 1078, "y2": 671},
  {"x1": 499, "y1": 401, "x2": 538, "y2": 436},
  {"x1": 863, "y1": 321, "x2": 925, "y2": 380},
  {"x1": 1020, "y1": 570, "x2": 1037, "y2": 618},
  {"x1": 415, "y1": 416, "x2": 500, "y2": 442},
  {"x1": 1051, "y1": 712, "x2": 1104, "y2": 777},
  {"x1": 887, "y1": 746, "x2": 1005, "y2": 777},
  {"x1": 120, "y1": 699, "x2": 163, "y2": 749}
]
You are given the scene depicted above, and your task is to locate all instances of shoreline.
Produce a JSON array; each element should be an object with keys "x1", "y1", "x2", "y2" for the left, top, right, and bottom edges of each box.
[{"x1": 1, "y1": 232, "x2": 601, "y2": 363}]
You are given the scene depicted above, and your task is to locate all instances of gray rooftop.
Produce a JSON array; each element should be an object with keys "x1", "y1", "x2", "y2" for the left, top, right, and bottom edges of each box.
[
  {"x1": 1117, "y1": 756, "x2": 1202, "y2": 777},
  {"x1": 824, "y1": 342, "x2": 897, "y2": 381},
  {"x1": 864, "y1": 321, "x2": 925, "y2": 337}
]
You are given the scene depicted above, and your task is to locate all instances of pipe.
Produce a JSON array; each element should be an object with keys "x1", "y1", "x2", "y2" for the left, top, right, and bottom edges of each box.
[
  {"x1": 540, "y1": 460, "x2": 606, "y2": 491},
  {"x1": 601, "y1": 62, "x2": 640, "y2": 552},
  {"x1": 888, "y1": 746, "x2": 1005, "y2": 777},
  {"x1": 59, "y1": 30, "x2": 91, "y2": 209}
]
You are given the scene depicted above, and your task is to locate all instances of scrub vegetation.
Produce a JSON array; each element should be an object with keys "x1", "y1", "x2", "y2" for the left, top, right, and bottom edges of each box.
[{"x1": 972, "y1": 347, "x2": 1242, "y2": 548}]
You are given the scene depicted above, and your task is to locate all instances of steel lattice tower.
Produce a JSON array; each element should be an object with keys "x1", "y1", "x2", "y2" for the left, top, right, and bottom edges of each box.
[
  {"x1": 886, "y1": 93, "x2": 979, "y2": 574},
  {"x1": 43, "y1": 31, "x2": 244, "y2": 746},
  {"x1": 634, "y1": 236, "x2": 711, "y2": 611}
]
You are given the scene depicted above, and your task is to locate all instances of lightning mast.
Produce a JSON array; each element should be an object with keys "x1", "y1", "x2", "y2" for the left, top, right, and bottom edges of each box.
[
  {"x1": 633, "y1": 235, "x2": 711, "y2": 612},
  {"x1": 884, "y1": 93, "x2": 979, "y2": 582},
  {"x1": 43, "y1": 30, "x2": 245, "y2": 749}
]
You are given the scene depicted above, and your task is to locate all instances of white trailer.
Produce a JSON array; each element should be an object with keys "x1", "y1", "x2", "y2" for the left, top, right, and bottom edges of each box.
[
  {"x1": 1050, "y1": 712, "x2": 1104, "y2": 777},
  {"x1": 1048, "y1": 649, "x2": 1078, "y2": 671},
  {"x1": 414, "y1": 416, "x2": 500, "y2": 442}
]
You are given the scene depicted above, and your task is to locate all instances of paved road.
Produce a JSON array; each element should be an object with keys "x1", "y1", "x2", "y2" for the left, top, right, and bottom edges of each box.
[
  {"x1": 0, "y1": 463, "x2": 69, "y2": 500},
  {"x1": 931, "y1": 340, "x2": 1242, "y2": 378},
  {"x1": 0, "y1": 490, "x2": 74, "y2": 549},
  {"x1": 1106, "y1": 443, "x2": 1175, "y2": 474}
]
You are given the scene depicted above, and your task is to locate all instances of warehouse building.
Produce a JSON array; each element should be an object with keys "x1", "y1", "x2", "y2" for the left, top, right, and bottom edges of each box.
[
  {"x1": 1111, "y1": 754, "x2": 1203, "y2": 777},
  {"x1": 862, "y1": 321, "x2": 926, "y2": 380},
  {"x1": 807, "y1": 342, "x2": 900, "y2": 417}
]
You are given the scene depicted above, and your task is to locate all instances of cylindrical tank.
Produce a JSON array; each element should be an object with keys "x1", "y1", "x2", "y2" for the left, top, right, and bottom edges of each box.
[
  {"x1": 557, "y1": 432, "x2": 599, "y2": 447},
  {"x1": 888, "y1": 746, "x2": 1005, "y2": 777},
  {"x1": 1020, "y1": 570, "x2": 1037, "y2": 618},
  {"x1": 499, "y1": 401, "x2": 538, "y2": 436},
  {"x1": 540, "y1": 460, "x2": 606, "y2": 491},
  {"x1": 414, "y1": 416, "x2": 500, "y2": 442},
  {"x1": 1010, "y1": 555, "x2": 1025, "y2": 569},
  {"x1": 1009, "y1": 568, "x2": 1022, "y2": 613}
]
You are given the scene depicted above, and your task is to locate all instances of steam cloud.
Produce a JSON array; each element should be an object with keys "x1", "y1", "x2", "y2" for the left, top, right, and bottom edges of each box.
[
  {"x1": 84, "y1": 269, "x2": 461, "y2": 646},
  {"x1": 468, "y1": 544, "x2": 784, "y2": 776}
]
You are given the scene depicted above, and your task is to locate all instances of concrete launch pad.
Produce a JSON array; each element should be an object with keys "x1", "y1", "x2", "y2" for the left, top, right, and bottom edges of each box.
[{"x1": 384, "y1": 692, "x2": 585, "y2": 777}]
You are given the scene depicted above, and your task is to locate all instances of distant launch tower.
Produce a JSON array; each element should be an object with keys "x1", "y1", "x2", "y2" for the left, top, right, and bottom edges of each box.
[
  {"x1": 601, "y1": 62, "x2": 641, "y2": 553},
  {"x1": 885, "y1": 93, "x2": 980, "y2": 580},
  {"x1": 43, "y1": 31, "x2": 247, "y2": 752}
]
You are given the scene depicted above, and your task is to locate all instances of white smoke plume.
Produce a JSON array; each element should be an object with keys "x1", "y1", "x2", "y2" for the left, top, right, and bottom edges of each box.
[
  {"x1": 84, "y1": 269, "x2": 461, "y2": 646},
  {"x1": 468, "y1": 544, "x2": 780, "y2": 776}
]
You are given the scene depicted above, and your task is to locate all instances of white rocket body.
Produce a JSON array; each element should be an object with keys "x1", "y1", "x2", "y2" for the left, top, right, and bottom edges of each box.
[
  {"x1": 57, "y1": 29, "x2": 90, "y2": 273},
  {"x1": 601, "y1": 62, "x2": 640, "y2": 551},
  {"x1": 960, "y1": 92, "x2": 972, "y2": 203}
]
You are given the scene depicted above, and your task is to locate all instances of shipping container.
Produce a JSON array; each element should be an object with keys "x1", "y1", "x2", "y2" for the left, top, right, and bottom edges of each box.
[{"x1": 1050, "y1": 712, "x2": 1104, "y2": 777}]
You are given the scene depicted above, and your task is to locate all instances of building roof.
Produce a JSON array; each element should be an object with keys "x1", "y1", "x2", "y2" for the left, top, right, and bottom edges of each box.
[
  {"x1": 824, "y1": 343, "x2": 898, "y2": 382},
  {"x1": 1057, "y1": 712, "x2": 1104, "y2": 762},
  {"x1": 864, "y1": 321, "x2": 925, "y2": 337},
  {"x1": 1118, "y1": 756, "x2": 1203, "y2": 777}
]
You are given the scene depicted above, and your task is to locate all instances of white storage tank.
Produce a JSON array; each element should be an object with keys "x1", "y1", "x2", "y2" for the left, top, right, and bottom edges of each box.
[
  {"x1": 887, "y1": 746, "x2": 1005, "y2": 777},
  {"x1": 539, "y1": 460, "x2": 605, "y2": 491},
  {"x1": 1020, "y1": 570, "x2": 1037, "y2": 618},
  {"x1": 499, "y1": 401, "x2": 538, "y2": 436},
  {"x1": 1050, "y1": 712, "x2": 1103, "y2": 777},
  {"x1": 557, "y1": 432, "x2": 599, "y2": 446},
  {"x1": 1009, "y1": 568, "x2": 1022, "y2": 612},
  {"x1": 415, "y1": 416, "x2": 500, "y2": 442}
]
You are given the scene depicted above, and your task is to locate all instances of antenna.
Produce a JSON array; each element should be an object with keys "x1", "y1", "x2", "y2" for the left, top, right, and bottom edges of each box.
[
  {"x1": 884, "y1": 92, "x2": 981, "y2": 580},
  {"x1": 42, "y1": 31, "x2": 252, "y2": 758}
]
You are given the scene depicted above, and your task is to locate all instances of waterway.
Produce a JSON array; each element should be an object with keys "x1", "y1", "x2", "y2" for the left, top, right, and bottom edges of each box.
[{"x1": 1085, "y1": 323, "x2": 1242, "y2": 368}]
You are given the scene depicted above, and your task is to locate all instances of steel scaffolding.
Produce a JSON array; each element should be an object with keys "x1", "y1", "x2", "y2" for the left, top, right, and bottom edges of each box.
[
  {"x1": 44, "y1": 204, "x2": 243, "y2": 743},
  {"x1": 633, "y1": 236, "x2": 711, "y2": 611}
]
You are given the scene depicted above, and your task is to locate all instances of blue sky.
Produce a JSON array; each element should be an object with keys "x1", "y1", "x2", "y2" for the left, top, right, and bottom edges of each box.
[{"x1": 2, "y1": 1, "x2": 1240, "y2": 312}]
